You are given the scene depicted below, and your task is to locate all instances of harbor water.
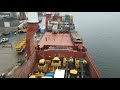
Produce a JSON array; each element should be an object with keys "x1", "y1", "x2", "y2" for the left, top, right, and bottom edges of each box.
[{"x1": 61, "y1": 12, "x2": 120, "y2": 78}]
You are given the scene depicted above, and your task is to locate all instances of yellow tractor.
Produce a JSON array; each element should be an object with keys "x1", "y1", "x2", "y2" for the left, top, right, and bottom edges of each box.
[
  {"x1": 50, "y1": 57, "x2": 61, "y2": 72},
  {"x1": 36, "y1": 59, "x2": 47, "y2": 73},
  {"x1": 75, "y1": 58, "x2": 87, "y2": 69},
  {"x1": 62, "y1": 57, "x2": 74, "y2": 70},
  {"x1": 68, "y1": 69, "x2": 79, "y2": 78}
]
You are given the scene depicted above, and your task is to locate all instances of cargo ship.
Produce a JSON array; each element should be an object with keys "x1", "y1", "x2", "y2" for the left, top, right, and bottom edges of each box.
[{"x1": 18, "y1": 12, "x2": 100, "y2": 78}]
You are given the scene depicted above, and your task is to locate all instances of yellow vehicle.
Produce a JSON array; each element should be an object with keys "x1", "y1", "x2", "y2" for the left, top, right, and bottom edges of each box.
[
  {"x1": 75, "y1": 58, "x2": 87, "y2": 69},
  {"x1": 29, "y1": 75, "x2": 36, "y2": 78},
  {"x1": 51, "y1": 57, "x2": 61, "y2": 72},
  {"x1": 75, "y1": 58, "x2": 80, "y2": 69},
  {"x1": 51, "y1": 57, "x2": 61, "y2": 68},
  {"x1": 15, "y1": 40, "x2": 26, "y2": 53},
  {"x1": 68, "y1": 69, "x2": 79, "y2": 78},
  {"x1": 36, "y1": 59, "x2": 48, "y2": 73},
  {"x1": 63, "y1": 57, "x2": 67, "y2": 67},
  {"x1": 63, "y1": 57, "x2": 73, "y2": 69},
  {"x1": 17, "y1": 29, "x2": 27, "y2": 33},
  {"x1": 29, "y1": 72, "x2": 45, "y2": 78}
]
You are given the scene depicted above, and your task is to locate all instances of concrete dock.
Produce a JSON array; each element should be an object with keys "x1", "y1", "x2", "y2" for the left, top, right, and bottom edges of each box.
[{"x1": 0, "y1": 16, "x2": 45, "y2": 77}]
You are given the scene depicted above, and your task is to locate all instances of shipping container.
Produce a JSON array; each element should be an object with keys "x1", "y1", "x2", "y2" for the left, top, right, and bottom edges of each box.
[
  {"x1": 65, "y1": 15, "x2": 70, "y2": 22},
  {"x1": 40, "y1": 26, "x2": 46, "y2": 34},
  {"x1": 52, "y1": 25, "x2": 58, "y2": 33},
  {"x1": 62, "y1": 16, "x2": 65, "y2": 22}
]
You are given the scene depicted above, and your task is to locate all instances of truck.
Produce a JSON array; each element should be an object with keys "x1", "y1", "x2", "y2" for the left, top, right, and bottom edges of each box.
[
  {"x1": 0, "y1": 38, "x2": 9, "y2": 44},
  {"x1": 17, "y1": 29, "x2": 27, "y2": 33},
  {"x1": 15, "y1": 40, "x2": 26, "y2": 53}
]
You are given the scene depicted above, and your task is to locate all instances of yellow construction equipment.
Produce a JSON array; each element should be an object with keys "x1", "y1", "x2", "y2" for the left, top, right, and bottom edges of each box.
[
  {"x1": 51, "y1": 57, "x2": 61, "y2": 72},
  {"x1": 63, "y1": 57, "x2": 67, "y2": 67},
  {"x1": 34, "y1": 72, "x2": 45, "y2": 78},
  {"x1": 29, "y1": 75, "x2": 36, "y2": 78},
  {"x1": 36, "y1": 59, "x2": 47, "y2": 73},
  {"x1": 68, "y1": 69, "x2": 78, "y2": 78},
  {"x1": 15, "y1": 40, "x2": 26, "y2": 53},
  {"x1": 51, "y1": 57, "x2": 61, "y2": 67},
  {"x1": 29, "y1": 72, "x2": 45, "y2": 78},
  {"x1": 75, "y1": 58, "x2": 80, "y2": 68},
  {"x1": 17, "y1": 29, "x2": 27, "y2": 33},
  {"x1": 75, "y1": 58, "x2": 87, "y2": 68}
]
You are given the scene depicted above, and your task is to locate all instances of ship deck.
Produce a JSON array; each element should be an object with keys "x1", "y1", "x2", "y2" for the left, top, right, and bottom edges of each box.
[{"x1": 38, "y1": 32, "x2": 74, "y2": 48}]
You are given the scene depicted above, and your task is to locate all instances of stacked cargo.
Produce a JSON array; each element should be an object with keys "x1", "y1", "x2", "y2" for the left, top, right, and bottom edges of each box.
[
  {"x1": 62, "y1": 16, "x2": 65, "y2": 22},
  {"x1": 69, "y1": 14, "x2": 73, "y2": 24},
  {"x1": 46, "y1": 14, "x2": 74, "y2": 33},
  {"x1": 65, "y1": 14, "x2": 73, "y2": 24},
  {"x1": 58, "y1": 22, "x2": 64, "y2": 33},
  {"x1": 64, "y1": 22, "x2": 69, "y2": 32},
  {"x1": 65, "y1": 14, "x2": 70, "y2": 22},
  {"x1": 70, "y1": 30, "x2": 82, "y2": 45},
  {"x1": 69, "y1": 24, "x2": 75, "y2": 30},
  {"x1": 48, "y1": 23, "x2": 53, "y2": 32}
]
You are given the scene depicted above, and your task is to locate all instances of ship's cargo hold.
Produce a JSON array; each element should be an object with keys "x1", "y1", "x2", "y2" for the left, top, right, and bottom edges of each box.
[{"x1": 54, "y1": 69, "x2": 65, "y2": 78}]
